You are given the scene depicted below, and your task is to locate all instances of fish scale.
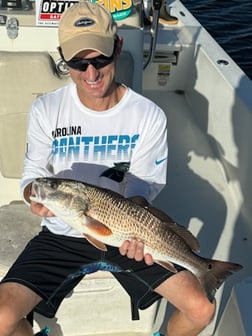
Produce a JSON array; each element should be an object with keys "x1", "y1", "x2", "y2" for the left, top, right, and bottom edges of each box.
[
  {"x1": 88, "y1": 191, "x2": 172, "y2": 252},
  {"x1": 31, "y1": 177, "x2": 243, "y2": 303},
  {"x1": 86, "y1": 188, "x2": 193, "y2": 264}
]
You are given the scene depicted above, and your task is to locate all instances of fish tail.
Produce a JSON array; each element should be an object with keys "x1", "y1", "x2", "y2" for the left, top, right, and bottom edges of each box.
[{"x1": 199, "y1": 258, "x2": 243, "y2": 303}]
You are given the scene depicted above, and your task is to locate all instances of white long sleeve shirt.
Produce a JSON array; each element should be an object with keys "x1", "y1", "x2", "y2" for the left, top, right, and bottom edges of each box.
[{"x1": 21, "y1": 83, "x2": 168, "y2": 237}]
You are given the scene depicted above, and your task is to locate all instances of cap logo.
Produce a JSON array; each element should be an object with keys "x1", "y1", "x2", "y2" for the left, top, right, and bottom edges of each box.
[{"x1": 74, "y1": 17, "x2": 95, "y2": 27}]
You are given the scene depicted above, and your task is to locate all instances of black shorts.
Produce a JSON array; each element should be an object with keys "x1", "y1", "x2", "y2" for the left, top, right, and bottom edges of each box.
[{"x1": 1, "y1": 227, "x2": 183, "y2": 319}]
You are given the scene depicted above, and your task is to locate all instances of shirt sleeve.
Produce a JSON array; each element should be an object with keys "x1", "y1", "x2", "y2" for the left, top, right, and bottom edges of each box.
[{"x1": 20, "y1": 99, "x2": 54, "y2": 202}]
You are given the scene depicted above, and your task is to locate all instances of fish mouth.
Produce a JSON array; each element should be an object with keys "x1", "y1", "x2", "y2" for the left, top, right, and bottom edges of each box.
[{"x1": 30, "y1": 180, "x2": 46, "y2": 202}]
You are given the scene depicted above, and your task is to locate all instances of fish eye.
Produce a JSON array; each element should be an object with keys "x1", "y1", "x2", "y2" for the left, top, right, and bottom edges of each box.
[{"x1": 50, "y1": 181, "x2": 58, "y2": 190}]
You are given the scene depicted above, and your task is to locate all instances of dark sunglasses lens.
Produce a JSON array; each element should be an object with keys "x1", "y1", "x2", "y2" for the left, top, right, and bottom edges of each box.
[
  {"x1": 66, "y1": 56, "x2": 113, "y2": 72},
  {"x1": 67, "y1": 60, "x2": 88, "y2": 72}
]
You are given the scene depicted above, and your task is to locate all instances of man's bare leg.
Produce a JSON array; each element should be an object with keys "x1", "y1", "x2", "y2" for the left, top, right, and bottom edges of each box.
[
  {"x1": 0, "y1": 282, "x2": 42, "y2": 336},
  {"x1": 11, "y1": 318, "x2": 33, "y2": 336},
  {"x1": 120, "y1": 239, "x2": 216, "y2": 335},
  {"x1": 155, "y1": 270, "x2": 216, "y2": 336}
]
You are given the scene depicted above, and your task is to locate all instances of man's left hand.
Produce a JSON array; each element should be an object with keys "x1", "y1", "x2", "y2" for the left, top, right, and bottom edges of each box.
[{"x1": 119, "y1": 239, "x2": 154, "y2": 265}]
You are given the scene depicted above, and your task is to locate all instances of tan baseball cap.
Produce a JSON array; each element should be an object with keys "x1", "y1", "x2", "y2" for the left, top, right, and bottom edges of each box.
[{"x1": 58, "y1": 1, "x2": 118, "y2": 61}]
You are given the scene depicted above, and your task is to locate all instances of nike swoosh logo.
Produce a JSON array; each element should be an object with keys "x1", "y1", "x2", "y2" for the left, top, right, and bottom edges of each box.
[{"x1": 155, "y1": 157, "x2": 167, "y2": 165}]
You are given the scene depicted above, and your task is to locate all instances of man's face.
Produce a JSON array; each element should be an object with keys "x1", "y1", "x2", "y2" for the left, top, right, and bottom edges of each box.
[{"x1": 69, "y1": 47, "x2": 118, "y2": 104}]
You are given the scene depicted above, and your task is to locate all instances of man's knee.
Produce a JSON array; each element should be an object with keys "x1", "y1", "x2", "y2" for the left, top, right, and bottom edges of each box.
[
  {"x1": 0, "y1": 282, "x2": 39, "y2": 335},
  {"x1": 186, "y1": 296, "x2": 216, "y2": 328},
  {"x1": 0, "y1": 314, "x2": 33, "y2": 336},
  {"x1": 0, "y1": 312, "x2": 15, "y2": 336}
]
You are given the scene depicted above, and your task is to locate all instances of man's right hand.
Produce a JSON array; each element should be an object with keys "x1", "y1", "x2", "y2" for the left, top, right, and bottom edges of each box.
[{"x1": 30, "y1": 199, "x2": 55, "y2": 217}]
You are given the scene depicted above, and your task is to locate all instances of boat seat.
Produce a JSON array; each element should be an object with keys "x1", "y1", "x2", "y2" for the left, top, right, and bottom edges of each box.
[{"x1": 0, "y1": 51, "x2": 70, "y2": 178}]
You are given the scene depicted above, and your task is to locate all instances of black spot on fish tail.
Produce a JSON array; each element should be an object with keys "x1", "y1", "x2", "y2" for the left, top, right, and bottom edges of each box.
[{"x1": 199, "y1": 258, "x2": 243, "y2": 303}]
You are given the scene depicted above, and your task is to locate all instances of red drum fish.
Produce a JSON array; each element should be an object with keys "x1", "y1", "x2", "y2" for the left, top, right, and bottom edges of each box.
[{"x1": 31, "y1": 177, "x2": 243, "y2": 302}]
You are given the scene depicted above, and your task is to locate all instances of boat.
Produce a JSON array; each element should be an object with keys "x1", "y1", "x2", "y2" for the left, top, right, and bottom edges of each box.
[{"x1": 0, "y1": 0, "x2": 251, "y2": 335}]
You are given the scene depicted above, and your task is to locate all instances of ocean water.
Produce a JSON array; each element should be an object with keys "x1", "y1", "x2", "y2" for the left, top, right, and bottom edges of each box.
[{"x1": 180, "y1": 0, "x2": 252, "y2": 79}]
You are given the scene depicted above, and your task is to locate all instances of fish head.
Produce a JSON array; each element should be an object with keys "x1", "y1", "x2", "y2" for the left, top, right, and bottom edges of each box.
[{"x1": 30, "y1": 177, "x2": 90, "y2": 222}]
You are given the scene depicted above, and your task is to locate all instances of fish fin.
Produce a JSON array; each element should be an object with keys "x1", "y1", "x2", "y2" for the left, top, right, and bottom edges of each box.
[
  {"x1": 164, "y1": 222, "x2": 200, "y2": 253},
  {"x1": 155, "y1": 260, "x2": 178, "y2": 273},
  {"x1": 198, "y1": 257, "x2": 243, "y2": 302},
  {"x1": 85, "y1": 217, "x2": 112, "y2": 236},
  {"x1": 83, "y1": 233, "x2": 108, "y2": 251}
]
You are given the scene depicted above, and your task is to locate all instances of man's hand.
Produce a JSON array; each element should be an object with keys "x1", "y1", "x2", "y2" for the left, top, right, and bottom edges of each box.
[
  {"x1": 119, "y1": 239, "x2": 154, "y2": 266},
  {"x1": 30, "y1": 200, "x2": 55, "y2": 217},
  {"x1": 121, "y1": 196, "x2": 156, "y2": 265}
]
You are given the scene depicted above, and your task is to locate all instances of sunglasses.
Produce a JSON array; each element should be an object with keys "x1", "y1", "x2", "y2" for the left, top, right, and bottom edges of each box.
[
  {"x1": 58, "y1": 38, "x2": 118, "y2": 72},
  {"x1": 65, "y1": 54, "x2": 114, "y2": 72}
]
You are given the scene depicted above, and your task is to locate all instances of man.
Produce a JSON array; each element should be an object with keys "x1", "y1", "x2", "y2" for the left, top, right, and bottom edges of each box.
[{"x1": 0, "y1": 2, "x2": 215, "y2": 335}]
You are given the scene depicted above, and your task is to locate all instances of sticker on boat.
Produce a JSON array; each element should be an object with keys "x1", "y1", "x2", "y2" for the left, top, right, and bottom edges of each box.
[{"x1": 36, "y1": 0, "x2": 132, "y2": 26}]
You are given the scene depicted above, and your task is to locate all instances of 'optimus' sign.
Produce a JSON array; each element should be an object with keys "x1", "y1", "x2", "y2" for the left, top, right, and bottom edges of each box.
[{"x1": 36, "y1": 0, "x2": 132, "y2": 26}]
